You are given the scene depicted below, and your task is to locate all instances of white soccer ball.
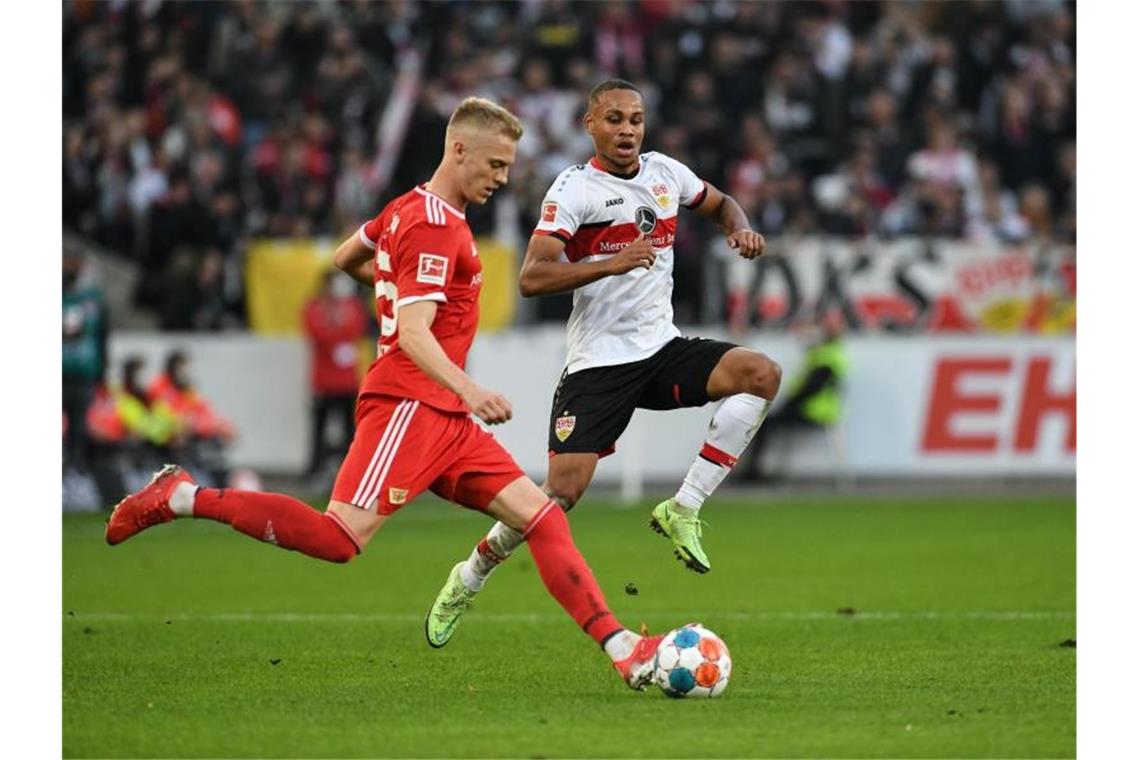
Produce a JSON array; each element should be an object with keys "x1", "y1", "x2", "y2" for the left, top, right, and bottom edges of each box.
[{"x1": 653, "y1": 624, "x2": 732, "y2": 698}]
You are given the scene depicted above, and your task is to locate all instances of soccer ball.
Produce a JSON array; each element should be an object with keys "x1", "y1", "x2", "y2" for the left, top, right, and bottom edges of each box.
[{"x1": 653, "y1": 624, "x2": 732, "y2": 698}]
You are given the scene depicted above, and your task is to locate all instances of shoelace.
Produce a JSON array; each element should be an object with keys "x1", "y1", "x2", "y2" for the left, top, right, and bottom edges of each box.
[
  {"x1": 672, "y1": 510, "x2": 709, "y2": 539},
  {"x1": 627, "y1": 637, "x2": 663, "y2": 687},
  {"x1": 438, "y1": 587, "x2": 475, "y2": 613}
]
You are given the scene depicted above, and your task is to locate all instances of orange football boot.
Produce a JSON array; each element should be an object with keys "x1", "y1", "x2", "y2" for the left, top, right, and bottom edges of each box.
[
  {"x1": 105, "y1": 464, "x2": 195, "y2": 545},
  {"x1": 613, "y1": 633, "x2": 665, "y2": 690}
]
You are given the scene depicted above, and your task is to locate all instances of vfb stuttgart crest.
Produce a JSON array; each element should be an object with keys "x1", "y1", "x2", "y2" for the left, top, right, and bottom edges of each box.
[
  {"x1": 554, "y1": 414, "x2": 576, "y2": 442},
  {"x1": 634, "y1": 206, "x2": 658, "y2": 234}
]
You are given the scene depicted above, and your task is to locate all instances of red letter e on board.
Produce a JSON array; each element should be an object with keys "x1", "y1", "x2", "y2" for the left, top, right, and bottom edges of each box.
[{"x1": 922, "y1": 358, "x2": 1011, "y2": 452}]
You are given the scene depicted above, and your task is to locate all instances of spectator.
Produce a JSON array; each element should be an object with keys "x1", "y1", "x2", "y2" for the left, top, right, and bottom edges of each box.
[
  {"x1": 113, "y1": 355, "x2": 182, "y2": 455},
  {"x1": 138, "y1": 171, "x2": 207, "y2": 308},
  {"x1": 1017, "y1": 183, "x2": 1056, "y2": 243},
  {"x1": 148, "y1": 350, "x2": 234, "y2": 442},
  {"x1": 594, "y1": 1, "x2": 645, "y2": 78},
  {"x1": 148, "y1": 350, "x2": 235, "y2": 486},
  {"x1": 1052, "y1": 142, "x2": 1076, "y2": 243},
  {"x1": 62, "y1": 251, "x2": 108, "y2": 470},
  {"x1": 860, "y1": 89, "x2": 912, "y2": 191},
  {"x1": 302, "y1": 269, "x2": 368, "y2": 479},
  {"x1": 741, "y1": 315, "x2": 851, "y2": 482},
  {"x1": 907, "y1": 121, "x2": 979, "y2": 197},
  {"x1": 155, "y1": 247, "x2": 233, "y2": 332},
  {"x1": 334, "y1": 145, "x2": 379, "y2": 231},
  {"x1": 763, "y1": 52, "x2": 818, "y2": 142},
  {"x1": 61, "y1": 0, "x2": 1076, "y2": 329},
  {"x1": 989, "y1": 84, "x2": 1039, "y2": 192},
  {"x1": 905, "y1": 120, "x2": 980, "y2": 236},
  {"x1": 964, "y1": 160, "x2": 1026, "y2": 243}
]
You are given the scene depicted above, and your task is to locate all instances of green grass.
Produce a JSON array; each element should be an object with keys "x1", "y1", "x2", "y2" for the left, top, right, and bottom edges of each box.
[{"x1": 63, "y1": 495, "x2": 1075, "y2": 758}]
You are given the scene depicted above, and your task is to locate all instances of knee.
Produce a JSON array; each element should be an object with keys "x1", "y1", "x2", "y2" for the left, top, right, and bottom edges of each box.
[
  {"x1": 327, "y1": 546, "x2": 357, "y2": 564},
  {"x1": 543, "y1": 479, "x2": 586, "y2": 511},
  {"x1": 322, "y1": 531, "x2": 359, "y2": 563},
  {"x1": 747, "y1": 355, "x2": 782, "y2": 400},
  {"x1": 320, "y1": 509, "x2": 365, "y2": 563}
]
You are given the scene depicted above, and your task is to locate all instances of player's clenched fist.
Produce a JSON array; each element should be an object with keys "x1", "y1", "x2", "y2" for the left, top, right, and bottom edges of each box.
[
  {"x1": 462, "y1": 385, "x2": 514, "y2": 425},
  {"x1": 607, "y1": 233, "x2": 656, "y2": 275},
  {"x1": 726, "y1": 229, "x2": 766, "y2": 260}
]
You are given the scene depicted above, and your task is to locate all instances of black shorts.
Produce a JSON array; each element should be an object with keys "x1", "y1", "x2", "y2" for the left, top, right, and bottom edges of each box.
[{"x1": 547, "y1": 337, "x2": 737, "y2": 456}]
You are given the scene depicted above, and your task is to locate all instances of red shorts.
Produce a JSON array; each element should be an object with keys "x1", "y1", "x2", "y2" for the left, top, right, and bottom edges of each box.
[{"x1": 331, "y1": 394, "x2": 525, "y2": 515}]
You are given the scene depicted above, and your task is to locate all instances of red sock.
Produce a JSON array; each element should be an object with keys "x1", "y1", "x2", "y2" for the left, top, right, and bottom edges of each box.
[
  {"x1": 523, "y1": 501, "x2": 624, "y2": 645},
  {"x1": 193, "y1": 489, "x2": 360, "y2": 563}
]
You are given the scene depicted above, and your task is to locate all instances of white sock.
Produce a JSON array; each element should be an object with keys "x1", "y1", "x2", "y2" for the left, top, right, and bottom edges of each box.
[
  {"x1": 460, "y1": 521, "x2": 525, "y2": 589},
  {"x1": 170, "y1": 482, "x2": 197, "y2": 517},
  {"x1": 458, "y1": 561, "x2": 485, "y2": 592},
  {"x1": 602, "y1": 629, "x2": 639, "y2": 662},
  {"x1": 675, "y1": 393, "x2": 771, "y2": 511}
]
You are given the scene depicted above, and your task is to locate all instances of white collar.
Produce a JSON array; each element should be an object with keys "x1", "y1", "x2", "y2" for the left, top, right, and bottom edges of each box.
[{"x1": 415, "y1": 185, "x2": 466, "y2": 219}]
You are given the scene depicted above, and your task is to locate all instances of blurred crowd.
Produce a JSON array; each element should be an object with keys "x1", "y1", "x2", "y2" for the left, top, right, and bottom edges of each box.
[
  {"x1": 63, "y1": 0, "x2": 1075, "y2": 330},
  {"x1": 64, "y1": 249, "x2": 235, "y2": 503}
]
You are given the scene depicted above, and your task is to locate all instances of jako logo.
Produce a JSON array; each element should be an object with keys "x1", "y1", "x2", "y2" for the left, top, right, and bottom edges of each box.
[{"x1": 605, "y1": 197, "x2": 624, "y2": 207}]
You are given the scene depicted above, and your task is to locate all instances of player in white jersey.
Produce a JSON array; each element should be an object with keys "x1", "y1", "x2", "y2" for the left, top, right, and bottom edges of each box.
[{"x1": 425, "y1": 80, "x2": 781, "y2": 648}]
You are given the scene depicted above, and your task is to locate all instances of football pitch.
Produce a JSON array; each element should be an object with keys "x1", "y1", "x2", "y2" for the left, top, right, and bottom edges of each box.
[{"x1": 63, "y1": 493, "x2": 1075, "y2": 758}]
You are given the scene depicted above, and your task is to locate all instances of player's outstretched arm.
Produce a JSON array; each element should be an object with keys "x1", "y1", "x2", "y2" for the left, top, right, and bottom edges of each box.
[
  {"x1": 691, "y1": 183, "x2": 767, "y2": 260},
  {"x1": 333, "y1": 231, "x2": 376, "y2": 286},
  {"x1": 397, "y1": 300, "x2": 513, "y2": 425},
  {"x1": 518, "y1": 233, "x2": 656, "y2": 297}
]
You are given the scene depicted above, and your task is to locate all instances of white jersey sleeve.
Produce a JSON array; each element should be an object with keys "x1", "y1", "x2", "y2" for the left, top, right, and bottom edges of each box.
[
  {"x1": 533, "y1": 165, "x2": 592, "y2": 243},
  {"x1": 650, "y1": 151, "x2": 708, "y2": 209}
]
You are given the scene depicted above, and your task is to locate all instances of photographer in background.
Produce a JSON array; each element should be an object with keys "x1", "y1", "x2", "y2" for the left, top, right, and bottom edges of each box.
[
  {"x1": 62, "y1": 251, "x2": 108, "y2": 472},
  {"x1": 148, "y1": 350, "x2": 236, "y2": 487},
  {"x1": 741, "y1": 314, "x2": 850, "y2": 482},
  {"x1": 302, "y1": 269, "x2": 367, "y2": 480}
]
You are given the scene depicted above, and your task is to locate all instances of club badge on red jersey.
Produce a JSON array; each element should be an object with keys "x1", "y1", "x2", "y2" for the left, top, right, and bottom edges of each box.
[
  {"x1": 417, "y1": 253, "x2": 448, "y2": 285},
  {"x1": 542, "y1": 202, "x2": 558, "y2": 223}
]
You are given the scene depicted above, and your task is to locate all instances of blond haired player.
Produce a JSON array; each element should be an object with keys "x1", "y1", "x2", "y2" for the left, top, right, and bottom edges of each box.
[
  {"x1": 107, "y1": 97, "x2": 674, "y2": 690},
  {"x1": 426, "y1": 81, "x2": 781, "y2": 648}
]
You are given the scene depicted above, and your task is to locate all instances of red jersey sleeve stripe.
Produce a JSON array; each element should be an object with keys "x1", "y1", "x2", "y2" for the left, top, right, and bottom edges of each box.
[{"x1": 682, "y1": 181, "x2": 709, "y2": 209}]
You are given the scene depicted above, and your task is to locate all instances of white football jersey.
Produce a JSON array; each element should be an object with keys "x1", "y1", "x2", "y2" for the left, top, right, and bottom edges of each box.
[{"x1": 534, "y1": 152, "x2": 708, "y2": 374}]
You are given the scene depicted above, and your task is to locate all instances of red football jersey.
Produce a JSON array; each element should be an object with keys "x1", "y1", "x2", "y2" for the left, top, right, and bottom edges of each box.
[
  {"x1": 356, "y1": 185, "x2": 482, "y2": 413},
  {"x1": 302, "y1": 295, "x2": 368, "y2": 394}
]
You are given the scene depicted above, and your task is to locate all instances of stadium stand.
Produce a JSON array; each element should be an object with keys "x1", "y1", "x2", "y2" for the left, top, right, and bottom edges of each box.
[{"x1": 64, "y1": 0, "x2": 1074, "y2": 330}]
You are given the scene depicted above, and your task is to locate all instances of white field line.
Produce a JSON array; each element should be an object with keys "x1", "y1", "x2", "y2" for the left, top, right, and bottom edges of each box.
[{"x1": 64, "y1": 610, "x2": 1074, "y2": 624}]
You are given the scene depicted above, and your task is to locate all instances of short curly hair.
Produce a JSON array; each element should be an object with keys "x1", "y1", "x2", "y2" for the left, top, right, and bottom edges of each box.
[{"x1": 588, "y1": 79, "x2": 643, "y2": 105}]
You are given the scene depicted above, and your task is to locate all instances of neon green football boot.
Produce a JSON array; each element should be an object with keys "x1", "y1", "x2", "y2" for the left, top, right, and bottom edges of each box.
[
  {"x1": 424, "y1": 562, "x2": 478, "y2": 648},
  {"x1": 649, "y1": 498, "x2": 711, "y2": 574}
]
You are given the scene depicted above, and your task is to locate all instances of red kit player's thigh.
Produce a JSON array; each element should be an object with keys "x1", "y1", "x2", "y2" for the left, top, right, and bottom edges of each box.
[
  {"x1": 431, "y1": 420, "x2": 525, "y2": 511},
  {"x1": 331, "y1": 395, "x2": 459, "y2": 514}
]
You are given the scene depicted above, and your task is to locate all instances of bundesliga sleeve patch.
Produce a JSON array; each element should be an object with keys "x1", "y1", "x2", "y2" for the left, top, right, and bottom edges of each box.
[
  {"x1": 541, "y1": 202, "x2": 558, "y2": 223},
  {"x1": 416, "y1": 253, "x2": 448, "y2": 285}
]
